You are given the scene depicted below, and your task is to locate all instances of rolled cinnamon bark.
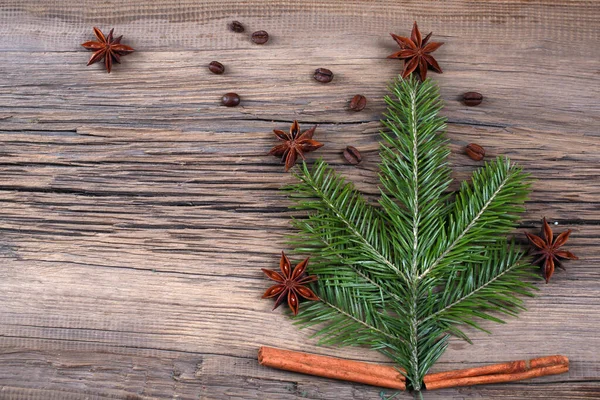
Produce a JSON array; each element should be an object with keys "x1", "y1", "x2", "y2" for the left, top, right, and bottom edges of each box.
[
  {"x1": 424, "y1": 364, "x2": 569, "y2": 390},
  {"x1": 258, "y1": 346, "x2": 569, "y2": 391},
  {"x1": 258, "y1": 346, "x2": 406, "y2": 390},
  {"x1": 423, "y1": 355, "x2": 569, "y2": 385}
]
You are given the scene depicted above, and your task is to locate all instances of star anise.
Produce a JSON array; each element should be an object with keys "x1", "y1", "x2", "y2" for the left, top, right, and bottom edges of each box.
[
  {"x1": 387, "y1": 21, "x2": 443, "y2": 81},
  {"x1": 261, "y1": 252, "x2": 319, "y2": 315},
  {"x1": 269, "y1": 120, "x2": 324, "y2": 171},
  {"x1": 81, "y1": 27, "x2": 134, "y2": 73},
  {"x1": 526, "y1": 217, "x2": 578, "y2": 283}
]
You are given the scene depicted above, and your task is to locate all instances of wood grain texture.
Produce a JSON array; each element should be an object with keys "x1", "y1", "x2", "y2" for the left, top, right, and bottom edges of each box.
[{"x1": 0, "y1": 0, "x2": 599, "y2": 399}]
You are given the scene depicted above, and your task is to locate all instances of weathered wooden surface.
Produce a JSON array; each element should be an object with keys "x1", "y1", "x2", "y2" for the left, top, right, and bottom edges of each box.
[{"x1": 0, "y1": 1, "x2": 599, "y2": 399}]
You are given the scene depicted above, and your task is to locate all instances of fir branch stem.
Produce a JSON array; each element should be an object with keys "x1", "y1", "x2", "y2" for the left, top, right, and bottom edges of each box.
[
  {"x1": 408, "y1": 289, "x2": 421, "y2": 391},
  {"x1": 320, "y1": 298, "x2": 405, "y2": 343},
  {"x1": 406, "y1": 81, "x2": 423, "y2": 392},
  {"x1": 298, "y1": 166, "x2": 406, "y2": 280},
  {"x1": 308, "y1": 230, "x2": 405, "y2": 305},
  {"x1": 421, "y1": 258, "x2": 527, "y2": 324},
  {"x1": 417, "y1": 168, "x2": 512, "y2": 280}
]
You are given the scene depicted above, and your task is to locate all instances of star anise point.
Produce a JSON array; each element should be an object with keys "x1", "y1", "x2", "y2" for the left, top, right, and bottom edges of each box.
[
  {"x1": 261, "y1": 252, "x2": 319, "y2": 315},
  {"x1": 269, "y1": 121, "x2": 323, "y2": 172},
  {"x1": 526, "y1": 217, "x2": 577, "y2": 283},
  {"x1": 388, "y1": 22, "x2": 443, "y2": 80},
  {"x1": 82, "y1": 27, "x2": 134, "y2": 73}
]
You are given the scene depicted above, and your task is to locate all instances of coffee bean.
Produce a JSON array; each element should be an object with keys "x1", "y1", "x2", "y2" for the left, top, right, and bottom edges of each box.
[
  {"x1": 314, "y1": 68, "x2": 334, "y2": 83},
  {"x1": 349, "y1": 94, "x2": 367, "y2": 111},
  {"x1": 465, "y1": 143, "x2": 485, "y2": 161},
  {"x1": 343, "y1": 146, "x2": 362, "y2": 165},
  {"x1": 221, "y1": 93, "x2": 240, "y2": 107},
  {"x1": 229, "y1": 21, "x2": 245, "y2": 33},
  {"x1": 208, "y1": 61, "x2": 225, "y2": 75},
  {"x1": 251, "y1": 30, "x2": 269, "y2": 44},
  {"x1": 463, "y1": 92, "x2": 483, "y2": 106}
]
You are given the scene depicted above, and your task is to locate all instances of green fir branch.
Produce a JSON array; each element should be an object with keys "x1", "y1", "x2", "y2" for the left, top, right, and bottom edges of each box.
[{"x1": 284, "y1": 76, "x2": 536, "y2": 396}]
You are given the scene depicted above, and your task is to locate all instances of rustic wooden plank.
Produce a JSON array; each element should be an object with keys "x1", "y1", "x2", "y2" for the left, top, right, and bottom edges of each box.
[
  {"x1": 0, "y1": 263, "x2": 599, "y2": 383},
  {"x1": 0, "y1": 342, "x2": 598, "y2": 399},
  {"x1": 0, "y1": 0, "x2": 599, "y2": 399},
  {"x1": 0, "y1": 50, "x2": 598, "y2": 133}
]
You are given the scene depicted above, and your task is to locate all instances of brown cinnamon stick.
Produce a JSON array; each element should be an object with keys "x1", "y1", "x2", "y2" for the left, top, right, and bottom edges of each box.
[
  {"x1": 424, "y1": 364, "x2": 569, "y2": 390},
  {"x1": 423, "y1": 354, "x2": 568, "y2": 385},
  {"x1": 258, "y1": 346, "x2": 569, "y2": 391},
  {"x1": 258, "y1": 346, "x2": 406, "y2": 390}
]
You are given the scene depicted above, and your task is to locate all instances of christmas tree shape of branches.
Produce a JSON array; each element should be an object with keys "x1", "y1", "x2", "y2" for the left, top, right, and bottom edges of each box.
[{"x1": 286, "y1": 77, "x2": 536, "y2": 397}]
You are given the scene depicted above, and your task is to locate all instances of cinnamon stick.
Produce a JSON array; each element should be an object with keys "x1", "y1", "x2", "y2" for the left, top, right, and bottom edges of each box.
[
  {"x1": 258, "y1": 346, "x2": 406, "y2": 390},
  {"x1": 258, "y1": 346, "x2": 569, "y2": 391},
  {"x1": 424, "y1": 364, "x2": 569, "y2": 390},
  {"x1": 424, "y1": 354, "x2": 569, "y2": 385}
]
